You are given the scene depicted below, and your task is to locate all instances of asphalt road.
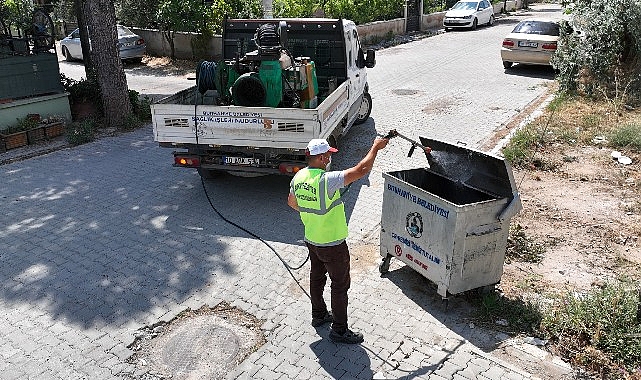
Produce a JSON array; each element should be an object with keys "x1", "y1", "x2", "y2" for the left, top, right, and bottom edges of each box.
[{"x1": 0, "y1": 5, "x2": 569, "y2": 380}]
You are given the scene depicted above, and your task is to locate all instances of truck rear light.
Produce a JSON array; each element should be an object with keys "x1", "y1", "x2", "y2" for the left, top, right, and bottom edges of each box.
[
  {"x1": 175, "y1": 156, "x2": 200, "y2": 167},
  {"x1": 502, "y1": 40, "x2": 514, "y2": 47},
  {"x1": 279, "y1": 163, "x2": 305, "y2": 174},
  {"x1": 542, "y1": 42, "x2": 557, "y2": 50},
  {"x1": 136, "y1": 38, "x2": 145, "y2": 45}
]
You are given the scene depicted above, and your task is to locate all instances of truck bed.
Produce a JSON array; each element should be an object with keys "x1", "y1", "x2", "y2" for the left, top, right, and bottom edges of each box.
[{"x1": 152, "y1": 81, "x2": 350, "y2": 149}]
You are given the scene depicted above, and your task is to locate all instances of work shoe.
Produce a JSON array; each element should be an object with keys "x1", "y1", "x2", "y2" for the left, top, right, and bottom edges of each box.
[
  {"x1": 311, "y1": 311, "x2": 333, "y2": 327},
  {"x1": 329, "y1": 329, "x2": 364, "y2": 344}
]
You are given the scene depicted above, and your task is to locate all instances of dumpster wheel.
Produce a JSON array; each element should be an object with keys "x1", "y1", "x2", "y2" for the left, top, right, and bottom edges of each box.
[{"x1": 379, "y1": 254, "x2": 392, "y2": 274}]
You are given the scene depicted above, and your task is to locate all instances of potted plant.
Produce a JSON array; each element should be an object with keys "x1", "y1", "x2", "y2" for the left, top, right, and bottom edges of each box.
[
  {"x1": 41, "y1": 115, "x2": 66, "y2": 138},
  {"x1": 61, "y1": 74, "x2": 101, "y2": 121},
  {"x1": 23, "y1": 114, "x2": 46, "y2": 144},
  {"x1": 0, "y1": 121, "x2": 29, "y2": 150}
]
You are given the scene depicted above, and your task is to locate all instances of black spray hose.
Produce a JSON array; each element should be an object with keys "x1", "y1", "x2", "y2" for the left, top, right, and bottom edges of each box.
[{"x1": 199, "y1": 177, "x2": 311, "y2": 299}]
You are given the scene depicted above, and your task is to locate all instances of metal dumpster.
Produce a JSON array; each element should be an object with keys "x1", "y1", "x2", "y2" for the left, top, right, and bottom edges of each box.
[{"x1": 379, "y1": 137, "x2": 522, "y2": 298}]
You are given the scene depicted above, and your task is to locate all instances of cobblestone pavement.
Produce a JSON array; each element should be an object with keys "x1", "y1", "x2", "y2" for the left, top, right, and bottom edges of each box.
[{"x1": 0, "y1": 4, "x2": 576, "y2": 380}]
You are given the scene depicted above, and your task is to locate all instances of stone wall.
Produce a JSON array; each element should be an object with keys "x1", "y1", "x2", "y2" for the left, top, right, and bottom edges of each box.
[{"x1": 133, "y1": 1, "x2": 523, "y2": 59}]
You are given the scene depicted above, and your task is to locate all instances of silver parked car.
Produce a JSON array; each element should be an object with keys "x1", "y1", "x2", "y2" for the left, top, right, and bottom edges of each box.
[
  {"x1": 60, "y1": 25, "x2": 146, "y2": 63},
  {"x1": 501, "y1": 19, "x2": 560, "y2": 69},
  {"x1": 443, "y1": 0, "x2": 495, "y2": 31}
]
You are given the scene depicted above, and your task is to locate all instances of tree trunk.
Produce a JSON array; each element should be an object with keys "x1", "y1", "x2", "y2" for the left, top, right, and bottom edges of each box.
[
  {"x1": 74, "y1": 0, "x2": 95, "y2": 79},
  {"x1": 162, "y1": 30, "x2": 176, "y2": 59},
  {"x1": 85, "y1": 0, "x2": 133, "y2": 129}
]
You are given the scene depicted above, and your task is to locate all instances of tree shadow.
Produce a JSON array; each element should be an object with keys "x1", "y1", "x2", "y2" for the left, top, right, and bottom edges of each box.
[
  {"x1": 0, "y1": 115, "x2": 382, "y2": 330},
  {"x1": 0, "y1": 128, "x2": 291, "y2": 329}
]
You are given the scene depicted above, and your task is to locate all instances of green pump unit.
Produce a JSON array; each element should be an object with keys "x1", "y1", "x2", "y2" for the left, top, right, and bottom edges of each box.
[{"x1": 259, "y1": 61, "x2": 282, "y2": 107}]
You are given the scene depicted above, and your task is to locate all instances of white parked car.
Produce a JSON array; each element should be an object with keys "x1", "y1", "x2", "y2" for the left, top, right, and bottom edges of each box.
[
  {"x1": 501, "y1": 19, "x2": 560, "y2": 69},
  {"x1": 443, "y1": 0, "x2": 495, "y2": 31},
  {"x1": 60, "y1": 25, "x2": 146, "y2": 63}
]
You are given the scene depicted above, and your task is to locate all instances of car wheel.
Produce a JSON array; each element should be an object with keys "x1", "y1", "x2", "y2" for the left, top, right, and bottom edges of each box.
[
  {"x1": 353, "y1": 92, "x2": 372, "y2": 125},
  {"x1": 471, "y1": 18, "x2": 478, "y2": 30},
  {"x1": 503, "y1": 61, "x2": 513, "y2": 69},
  {"x1": 62, "y1": 46, "x2": 73, "y2": 61},
  {"x1": 488, "y1": 14, "x2": 495, "y2": 26}
]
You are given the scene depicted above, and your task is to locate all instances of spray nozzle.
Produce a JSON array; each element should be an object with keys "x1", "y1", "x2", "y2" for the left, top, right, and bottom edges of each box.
[
  {"x1": 384, "y1": 129, "x2": 399, "y2": 139},
  {"x1": 383, "y1": 129, "x2": 432, "y2": 157}
]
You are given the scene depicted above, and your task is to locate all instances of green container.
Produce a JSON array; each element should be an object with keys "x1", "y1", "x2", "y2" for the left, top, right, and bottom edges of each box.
[
  {"x1": 309, "y1": 61, "x2": 318, "y2": 97},
  {"x1": 0, "y1": 53, "x2": 64, "y2": 101},
  {"x1": 214, "y1": 62, "x2": 240, "y2": 104},
  {"x1": 259, "y1": 61, "x2": 283, "y2": 107}
]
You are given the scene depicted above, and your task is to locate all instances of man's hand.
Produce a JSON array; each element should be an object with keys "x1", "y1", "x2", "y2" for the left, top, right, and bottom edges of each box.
[
  {"x1": 287, "y1": 192, "x2": 299, "y2": 211},
  {"x1": 344, "y1": 138, "x2": 390, "y2": 185}
]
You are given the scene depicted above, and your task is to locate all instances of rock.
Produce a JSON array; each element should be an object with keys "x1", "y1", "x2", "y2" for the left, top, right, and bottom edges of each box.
[
  {"x1": 495, "y1": 319, "x2": 509, "y2": 326},
  {"x1": 618, "y1": 156, "x2": 632, "y2": 165},
  {"x1": 523, "y1": 336, "x2": 548, "y2": 346}
]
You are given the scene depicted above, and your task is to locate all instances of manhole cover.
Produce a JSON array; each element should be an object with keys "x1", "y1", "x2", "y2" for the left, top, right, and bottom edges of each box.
[
  {"x1": 127, "y1": 303, "x2": 265, "y2": 380},
  {"x1": 392, "y1": 89, "x2": 422, "y2": 96}
]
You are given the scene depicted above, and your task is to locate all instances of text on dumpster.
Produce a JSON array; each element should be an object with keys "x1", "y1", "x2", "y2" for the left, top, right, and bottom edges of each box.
[{"x1": 386, "y1": 184, "x2": 450, "y2": 219}]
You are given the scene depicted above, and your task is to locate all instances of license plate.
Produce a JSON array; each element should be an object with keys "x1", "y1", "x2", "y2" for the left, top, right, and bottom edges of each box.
[
  {"x1": 518, "y1": 41, "x2": 538, "y2": 48},
  {"x1": 223, "y1": 156, "x2": 259, "y2": 166}
]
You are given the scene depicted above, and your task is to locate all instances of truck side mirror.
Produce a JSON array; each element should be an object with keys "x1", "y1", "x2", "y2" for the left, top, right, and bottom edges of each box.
[
  {"x1": 365, "y1": 49, "x2": 376, "y2": 68},
  {"x1": 357, "y1": 49, "x2": 366, "y2": 68}
]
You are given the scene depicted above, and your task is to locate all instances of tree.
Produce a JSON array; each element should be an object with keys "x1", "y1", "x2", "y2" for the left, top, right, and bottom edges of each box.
[
  {"x1": 157, "y1": 0, "x2": 205, "y2": 59},
  {"x1": 82, "y1": 0, "x2": 133, "y2": 129},
  {"x1": 552, "y1": 0, "x2": 641, "y2": 105},
  {"x1": 74, "y1": 0, "x2": 95, "y2": 78},
  {"x1": 116, "y1": 0, "x2": 162, "y2": 28}
]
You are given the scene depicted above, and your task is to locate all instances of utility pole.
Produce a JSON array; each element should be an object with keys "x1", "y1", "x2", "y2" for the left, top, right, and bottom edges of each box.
[{"x1": 262, "y1": 0, "x2": 273, "y2": 18}]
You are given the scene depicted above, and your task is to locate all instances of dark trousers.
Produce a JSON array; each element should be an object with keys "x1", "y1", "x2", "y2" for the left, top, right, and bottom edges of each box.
[{"x1": 306, "y1": 241, "x2": 350, "y2": 334}]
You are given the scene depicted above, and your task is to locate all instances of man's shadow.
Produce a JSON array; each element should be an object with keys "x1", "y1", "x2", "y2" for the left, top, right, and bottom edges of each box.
[
  {"x1": 310, "y1": 323, "x2": 453, "y2": 379},
  {"x1": 310, "y1": 328, "x2": 373, "y2": 380}
]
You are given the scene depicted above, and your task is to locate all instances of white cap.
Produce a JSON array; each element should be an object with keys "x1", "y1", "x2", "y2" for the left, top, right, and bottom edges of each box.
[{"x1": 306, "y1": 139, "x2": 338, "y2": 156}]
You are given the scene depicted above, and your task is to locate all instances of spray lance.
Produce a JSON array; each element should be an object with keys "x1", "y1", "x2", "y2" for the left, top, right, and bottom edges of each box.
[{"x1": 384, "y1": 129, "x2": 432, "y2": 158}]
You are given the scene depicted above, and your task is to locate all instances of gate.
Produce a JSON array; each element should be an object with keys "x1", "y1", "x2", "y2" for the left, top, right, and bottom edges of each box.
[{"x1": 406, "y1": 0, "x2": 421, "y2": 32}]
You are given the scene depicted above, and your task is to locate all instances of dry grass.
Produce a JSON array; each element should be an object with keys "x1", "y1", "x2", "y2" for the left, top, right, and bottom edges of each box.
[{"x1": 140, "y1": 55, "x2": 197, "y2": 76}]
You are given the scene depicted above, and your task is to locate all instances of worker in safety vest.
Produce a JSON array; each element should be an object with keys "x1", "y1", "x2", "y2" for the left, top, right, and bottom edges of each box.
[{"x1": 288, "y1": 137, "x2": 389, "y2": 344}]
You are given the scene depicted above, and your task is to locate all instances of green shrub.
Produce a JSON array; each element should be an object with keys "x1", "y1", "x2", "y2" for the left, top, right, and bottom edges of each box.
[
  {"x1": 541, "y1": 279, "x2": 641, "y2": 375},
  {"x1": 61, "y1": 74, "x2": 102, "y2": 106},
  {"x1": 128, "y1": 90, "x2": 152, "y2": 121},
  {"x1": 506, "y1": 224, "x2": 545, "y2": 264},
  {"x1": 609, "y1": 123, "x2": 641, "y2": 151},
  {"x1": 65, "y1": 119, "x2": 96, "y2": 145},
  {"x1": 4, "y1": 116, "x2": 39, "y2": 134},
  {"x1": 552, "y1": 0, "x2": 641, "y2": 105},
  {"x1": 471, "y1": 291, "x2": 543, "y2": 335},
  {"x1": 502, "y1": 123, "x2": 546, "y2": 167}
]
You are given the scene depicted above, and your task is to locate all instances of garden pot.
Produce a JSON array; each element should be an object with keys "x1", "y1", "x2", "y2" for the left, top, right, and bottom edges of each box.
[
  {"x1": 44, "y1": 122, "x2": 65, "y2": 138},
  {"x1": 2, "y1": 130, "x2": 28, "y2": 150},
  {"x1": 27, "y1": 126, "x2": 46, "y2": 144},
  {"x1": 71, "y1": 101, "x2": 98, "y2": 121}
]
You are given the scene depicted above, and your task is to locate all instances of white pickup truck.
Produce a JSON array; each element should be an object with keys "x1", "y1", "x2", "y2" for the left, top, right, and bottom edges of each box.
[{"x1": 151, "y1": 18, "x2": 375, "y2": 177}]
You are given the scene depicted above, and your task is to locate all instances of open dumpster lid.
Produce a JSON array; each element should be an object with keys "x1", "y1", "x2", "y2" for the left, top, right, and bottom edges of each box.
[{"x1": 419, "y1": 137, "x2": 518, "y2": 199}]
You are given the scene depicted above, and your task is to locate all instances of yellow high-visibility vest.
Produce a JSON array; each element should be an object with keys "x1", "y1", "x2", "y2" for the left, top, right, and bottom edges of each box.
[{"x1": 292, "y1": 168, "x2": 347, "y2": 246}]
